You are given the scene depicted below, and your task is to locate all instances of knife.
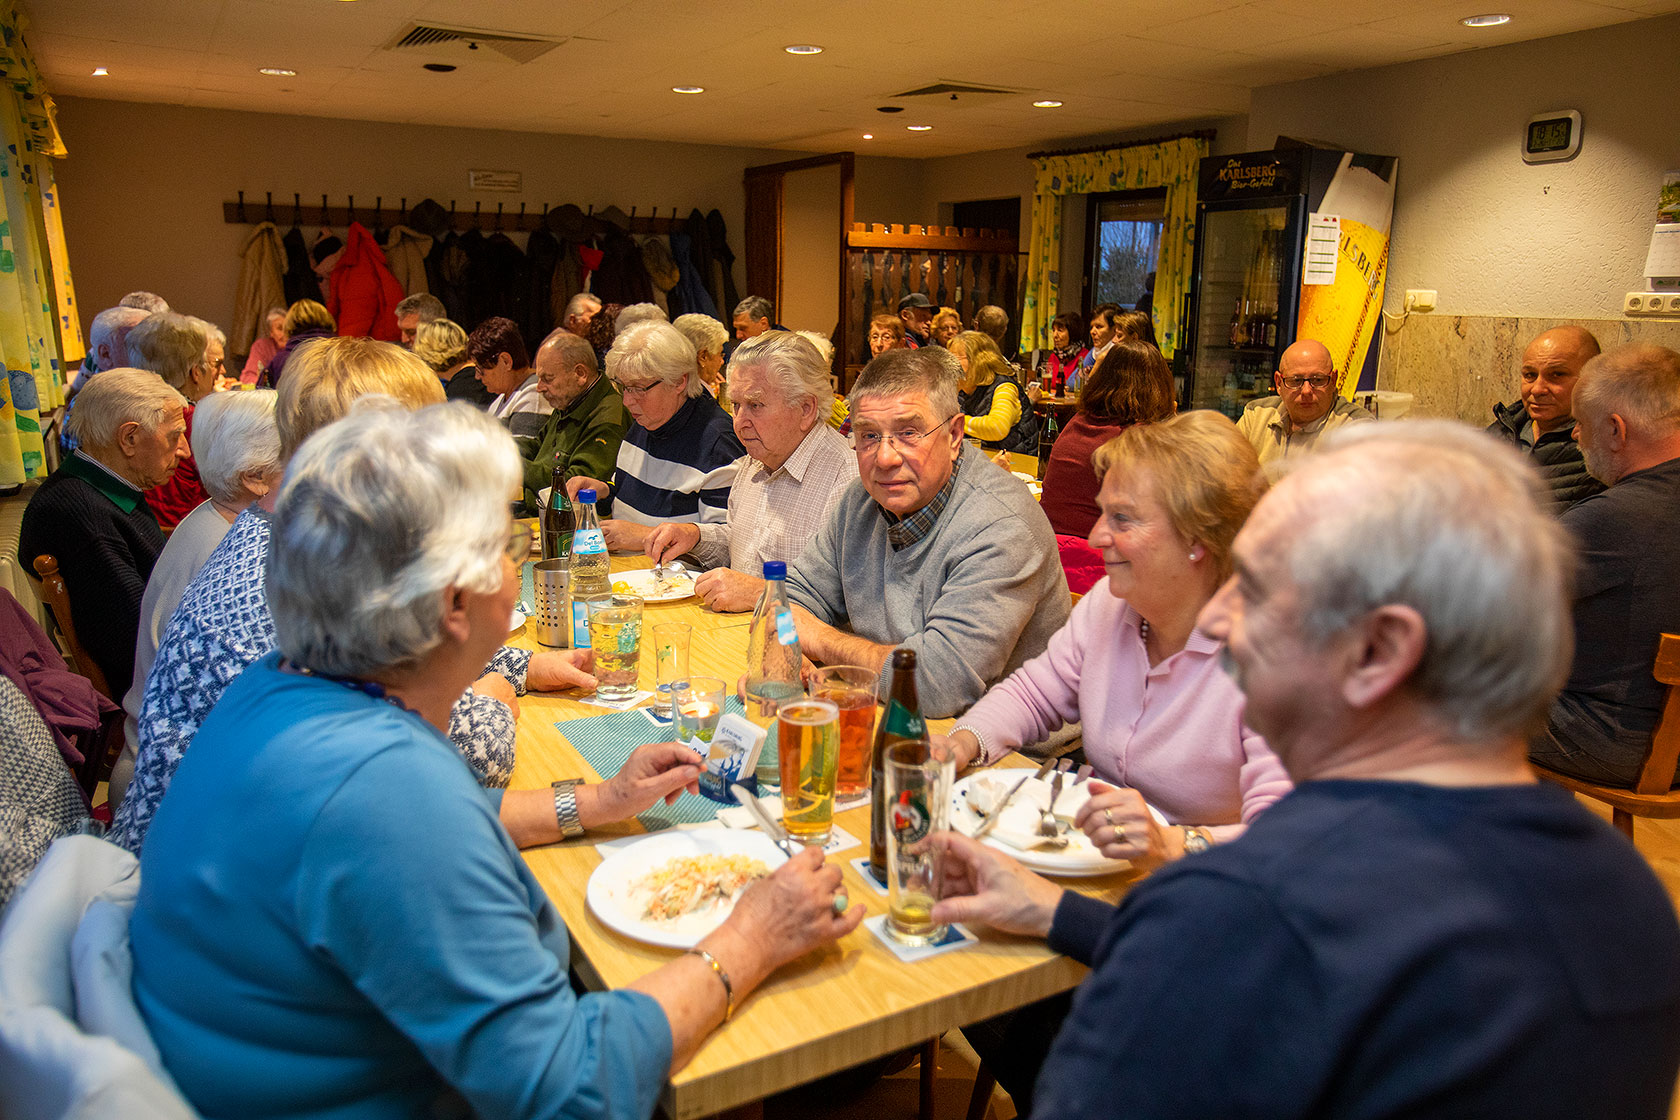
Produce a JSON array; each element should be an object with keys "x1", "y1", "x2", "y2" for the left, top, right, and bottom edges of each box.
[
  {"x1": 971, "y1": 754, "x2": 1061, "y2": 841},
  {"x1": 730, "y1": 784, "x2": 800, "y2": 857}
]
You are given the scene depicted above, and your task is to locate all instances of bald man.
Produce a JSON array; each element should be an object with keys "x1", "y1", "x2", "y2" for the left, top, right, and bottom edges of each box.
[
  {"x1": 1236, "y1": 339, "x2": 1373, "y2": 469},
  {"x1": 1486, "y1": 325, "x2": 1605, "y2": 512}
]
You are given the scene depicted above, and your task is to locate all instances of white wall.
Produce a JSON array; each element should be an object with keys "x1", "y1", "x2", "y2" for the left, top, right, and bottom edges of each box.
[
  {"x1": 779, "y1": 163, "x2": 841, "y2": 336},
  {"x1": 1247, "y1": 12, "x2": 1680, "y2": 319}
]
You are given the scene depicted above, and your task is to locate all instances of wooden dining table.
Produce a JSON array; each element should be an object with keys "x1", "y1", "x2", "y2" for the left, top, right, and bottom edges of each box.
[{"x1": 504, "y1": 547, "x2": 1137, "y2": 1119}]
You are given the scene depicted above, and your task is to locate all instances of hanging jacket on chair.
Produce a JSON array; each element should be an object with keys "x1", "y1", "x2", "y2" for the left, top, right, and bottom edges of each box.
[
  {"x1": 327, "y1": 222, "x2": 404, "y2": 341},
  {"x1": 232, "y1": 222, "x2": 287, "y2": 356}
]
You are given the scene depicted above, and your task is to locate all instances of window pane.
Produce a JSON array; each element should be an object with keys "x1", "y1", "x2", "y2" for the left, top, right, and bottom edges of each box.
[{"x1": 1093, "y1": 219, "x2": 1163, "y2": 307}]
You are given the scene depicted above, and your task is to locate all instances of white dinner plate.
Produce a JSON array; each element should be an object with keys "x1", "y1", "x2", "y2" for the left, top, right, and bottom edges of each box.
[
  {"x1": 509, "y1": 608, "x2": 527, "y2": 632},
  {"x1": 612, "y1": 568, "x2": 696, "y2": 603},
  {"x1": 950, "y1": 772, "x2": 1168, "y2": 877},
  {"x1": 587, "y1": 830, "x2": 789, "y2": 949}
]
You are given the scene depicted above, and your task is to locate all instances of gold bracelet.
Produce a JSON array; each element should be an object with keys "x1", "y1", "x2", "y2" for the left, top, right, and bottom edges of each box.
[{"x1": 686, "y1": 947, "x2": 734, "y2": 1022}]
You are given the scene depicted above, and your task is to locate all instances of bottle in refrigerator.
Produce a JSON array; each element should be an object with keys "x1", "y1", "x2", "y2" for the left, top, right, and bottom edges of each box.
[
  {"x1": 745, "y1": 560, "x2": 804, "y2": 791},
  {"x1": 568, "y1": 488, "x2": 610, "y2": 647},
  {"x1": 541, "y1": 465, "x2": 574, "y2": 562},
  {"x1": 869, "y1": 649, "x2": 927, "y2": 885}
]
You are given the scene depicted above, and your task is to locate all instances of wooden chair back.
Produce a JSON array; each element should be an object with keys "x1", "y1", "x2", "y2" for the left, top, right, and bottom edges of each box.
[
  {"x1": 29, "y1": 554, "x2": 114, "y2": 701},
  {"x1": 1534, "y1": 633, "x2": 1680, "y2": 838}
]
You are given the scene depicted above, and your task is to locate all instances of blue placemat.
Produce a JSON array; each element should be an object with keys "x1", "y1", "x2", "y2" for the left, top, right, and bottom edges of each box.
[{"x1": 554, "y1": 697, "x2": 747, "y2": 831}]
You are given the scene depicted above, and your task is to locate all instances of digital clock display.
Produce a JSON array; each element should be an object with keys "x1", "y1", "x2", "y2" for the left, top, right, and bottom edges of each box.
[{"x1": 1527, "y1": 117, "x2": 1573, "y2": 153}]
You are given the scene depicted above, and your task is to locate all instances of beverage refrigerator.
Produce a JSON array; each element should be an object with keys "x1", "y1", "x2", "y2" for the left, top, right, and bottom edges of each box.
[{"x1": 1183, "y1": 146, "x2": 1398, "y2": 417}]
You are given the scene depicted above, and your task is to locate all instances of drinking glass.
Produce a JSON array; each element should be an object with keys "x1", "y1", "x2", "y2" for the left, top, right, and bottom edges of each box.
[
  {"x1": 743, "y1": 679, "x2": 802, "y2": 793},
  {"x1": 812, "y1": 666, "x2": 877, "y2": 799},
  {"x1": 883, "y1": 742, "x2": 955, "y2": 945},
  {"x1": 586, "y1": 592, "x2": 643, "y2": 701},
  {"x1": 651, "y1": 622, "x2": 692, "y2": 717},
  {"x1": 776, "y1": 698, "x2": 839, "y2": 845},
  {"x1": 674, "y1": 676, "x2": 726, "y2": 754}
]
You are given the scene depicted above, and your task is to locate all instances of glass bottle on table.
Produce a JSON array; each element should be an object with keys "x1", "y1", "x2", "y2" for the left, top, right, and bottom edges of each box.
[
  {"x1": 568, "y1": 488, "x2": 611, "y2": 648},
  {"x1": 1036, "y1": 409, "x2": 1059, "y2": 481},
  {"x1": 744, "y1": 560, "x2": 804, "y2": 792},
  {"x1": 541, "y1": 464, "x2": 573, "y2": 562},
  {"x1": 869, "y1": 649, "x2": 927, "y2": 885}
]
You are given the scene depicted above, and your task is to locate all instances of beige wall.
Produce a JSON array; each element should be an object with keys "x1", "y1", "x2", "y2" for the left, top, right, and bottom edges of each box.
[
  {"x1": 779, "y1": 163, "x2": 842, "y2": 336},
  {"x1": 53, "y1": 96, "x2": 795, "y2": 350},
  {"x1": 1247, "y1": 13, "x2": 1680, "y2": 320}
]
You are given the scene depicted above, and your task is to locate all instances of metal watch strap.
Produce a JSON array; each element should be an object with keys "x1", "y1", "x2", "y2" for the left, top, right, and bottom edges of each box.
[{"x1": 552, "y1": 778, "x2": 586, "y2": 839}]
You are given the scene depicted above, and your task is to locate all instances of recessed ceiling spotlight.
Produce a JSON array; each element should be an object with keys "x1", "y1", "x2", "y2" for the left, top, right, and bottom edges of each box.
[
  {"x1": 259, "y1": 67, "x2": 297, "y2": 77},
  {"x1": 784, "y1": 44, "x2": 823, "y2": 55},
  {"x1": 907, "y1": 125, "x2": 932, "y2": 132},
  {"x1": 1459, "y1": 13, "x2": 1511, "y2": 26},
  {"x1": 91, "y1": 66, "x2": 108, "y2": 76},
  {"x1": 423, "y1": 63, "x2": 456, "y2": 73},
  {"x1": 862, "y1": 133, "x2": 874, "y2": 140},
  {"x1": 672, "y1": 85, "x2": 705, "y2": 94},
  {"x1": 1033, "y1": 99, "x2": 1063, "y2": 108},
  {"x1": 876, "y1": 105, "x2": 904, "y2": 113}
]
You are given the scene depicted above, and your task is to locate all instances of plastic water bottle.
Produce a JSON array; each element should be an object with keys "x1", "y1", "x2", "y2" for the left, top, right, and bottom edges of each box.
[
  {"x1": 745, "y1": 560, "x2": 803, "y2": 791},
  {"x1": 568, "y1": 489, "x2": 611, "y2": 647}
]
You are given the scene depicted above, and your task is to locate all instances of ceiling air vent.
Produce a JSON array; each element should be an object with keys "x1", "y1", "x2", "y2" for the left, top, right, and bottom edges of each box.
[
  {"x1": 385, "y1": 23, "x2": 566, "y2": 65},
  {"x1": 890, "y1": 81, "x2": 1025, "y2": 98}
]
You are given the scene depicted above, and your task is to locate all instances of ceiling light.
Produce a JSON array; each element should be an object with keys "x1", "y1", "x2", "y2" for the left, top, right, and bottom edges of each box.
[
  {"x1": 1033, "y1": 100, "x2": 1063, "y2": 108},
  {"x1": 91, "y1": 66, "x2": 108, "y2": 76},
  {"x1": 784, "y1": 44, "x2": 823, "y2": 55},
  {"x1": 907, "y1": 125, "x2": 932, "y2": 132},
  {"x1": 1459, "y1": 13, "x2": 1511, "y2": 26},
  {"x1": 862, "y1": 133, "x2": 874, "y2": 140},
  {"x1": 672, "y1": 85, "x2": 705, "y2": 94},
  {"x1": 423, "y1": 63, "x2": 456, "y2": 73},
  {"x1": 259, "y1": 67, "x2": 297, "y2": 77}
]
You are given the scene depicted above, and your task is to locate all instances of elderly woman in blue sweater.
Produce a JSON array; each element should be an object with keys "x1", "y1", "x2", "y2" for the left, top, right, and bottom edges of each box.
[{"x1": 129, "y1": 400, "x2": 862, "y2": 1120}]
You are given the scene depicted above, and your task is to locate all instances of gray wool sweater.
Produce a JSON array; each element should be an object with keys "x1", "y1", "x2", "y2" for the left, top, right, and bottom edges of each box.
[{"x1": 786, "y1": 445, "x2": 1071, "y2": 718}]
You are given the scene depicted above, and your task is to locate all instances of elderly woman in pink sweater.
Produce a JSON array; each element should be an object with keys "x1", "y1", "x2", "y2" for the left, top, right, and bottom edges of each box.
[{"x1": 944, "y1": 410, "x2": 1290, "y2": 865}]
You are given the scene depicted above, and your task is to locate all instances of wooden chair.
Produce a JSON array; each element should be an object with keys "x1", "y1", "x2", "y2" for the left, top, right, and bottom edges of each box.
[
  {"x1": 1533, "y1": 633, "x2": 1680, "y2": 839},
  {"x1": 30, "y1": 554, "x2": 114, "y2": 701}
]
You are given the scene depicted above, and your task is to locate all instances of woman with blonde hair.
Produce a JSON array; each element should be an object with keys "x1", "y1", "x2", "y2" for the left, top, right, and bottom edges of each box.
[
  {"x1": 948, "y1": 330, "x2": 1030, "y2": 452},
  {"x1": 673, "y1": 312, "x2": 731, "y2": 412},
  {"x1": 266, "y1": 298, "x2": 336, "y2": 388},
  {"x1": 930, "y1": 307, "x2": 963, "y2": 348},
  {"x1": 414, "y1": 318, "x2": 493, "y2": 408}
]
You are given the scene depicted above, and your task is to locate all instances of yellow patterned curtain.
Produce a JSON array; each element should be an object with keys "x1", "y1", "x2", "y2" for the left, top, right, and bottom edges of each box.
[
  {"x1": 0, "y1": 0, "x2": 72, "y2": 484},
  {"x1": 1020, "y1": 135, "x2": 1208, "y2": 360}
]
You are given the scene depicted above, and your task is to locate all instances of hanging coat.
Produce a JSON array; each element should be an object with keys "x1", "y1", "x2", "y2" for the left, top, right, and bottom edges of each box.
[
  {"x1": 706, "y1": 209, "x2": 741, "y2": 314},
  {"x1": 327, "y1": 222, "x2": 404, "y2": 341},
  {"x1": 481, "y1": 232, "x2": 531, "y2": 333},
  {"x1": 231, "y1": 222, "x2": 287, "y2": 355},
  {"x1": 524, "y1": 226, "x2": 560, "y2": 344},
  {"x1": 666, "y1": 230, "x2": 719, "y2": 320},
  {"x1": 684, "y1": 209, "x2": 718, "y2": 311},
  {"x1": 381, "y1": 225, "x2": 433, "y2": 296},
  {"x1": 282, "y1": 225, "x2": 322, "y2": 305},
  {"x1": 591, "y1": 227, "x2": 653, "y2": 306}
]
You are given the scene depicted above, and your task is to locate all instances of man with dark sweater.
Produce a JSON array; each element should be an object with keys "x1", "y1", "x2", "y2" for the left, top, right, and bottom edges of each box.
[
  {"x1": 20, "y1": 369, "x2": 188, "y2": 697},
  {"x1": 1531, "y1": 343, "x2": 1680, "y2": 787},
  {"x1": 1485, "y1": 324, "x2": 1604, "y2": 512},
  {"x1": 930, "y1": 421, "x2": 1680, "y2": 1118},
  {"x1": 515, "y1": 328, "x2": 628, "y2": 516}
]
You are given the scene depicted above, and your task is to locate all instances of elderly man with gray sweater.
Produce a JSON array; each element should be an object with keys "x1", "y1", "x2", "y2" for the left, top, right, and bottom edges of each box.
[{"x1": 785, "y1": 347, "x2": 1069, "y2": 718}]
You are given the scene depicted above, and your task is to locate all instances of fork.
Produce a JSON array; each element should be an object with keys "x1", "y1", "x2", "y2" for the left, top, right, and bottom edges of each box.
[{"x1": 1038, "y1": 761, "x2": 1070, "y2": 837}]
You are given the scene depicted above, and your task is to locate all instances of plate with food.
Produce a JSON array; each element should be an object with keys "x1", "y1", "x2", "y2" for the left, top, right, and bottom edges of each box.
[
  {"x1": 950, "y1": 771, "x2": 1168, "y2": 877},
  {"x1": 587, "y1": 830, "x2": 787, "y2": 948},
  {"x1": 612, "y1": 568, "x2": 696, "y2": 603}
]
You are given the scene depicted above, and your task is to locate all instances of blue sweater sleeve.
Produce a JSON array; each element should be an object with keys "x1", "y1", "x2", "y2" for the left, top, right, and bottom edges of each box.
[{"x1": 294, "y1": 745, "x2": 674, "y2": 1120}]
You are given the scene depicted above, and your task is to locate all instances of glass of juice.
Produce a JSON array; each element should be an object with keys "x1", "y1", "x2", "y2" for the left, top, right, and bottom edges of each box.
[
  {"x1": 883, "y1": 741, "x2": 954, "y2": 945},
  {"x1": 812, "y1": 665, "x2": 877, "y2": 799},
  {"x1": 777, "y1": 698, "x2": 839, "y2": 846},
  {"x1": 674, "y1": 676, "x2": 725, "y2": 753},
  {"x1": 586, "y1": 593, "x2": 643, "y2": 701}
]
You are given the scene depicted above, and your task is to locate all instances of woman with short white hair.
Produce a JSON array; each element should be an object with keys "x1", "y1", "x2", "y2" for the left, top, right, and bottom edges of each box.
[
  {"x1": 673, "y1": 312, "x2": 730, "y2": 410},
  {"x1": 111, "y1": 389, "x2": 282, "y2": 810},
  {"x1": 567, "y1": 321, "x2": 744, "y2": 549},
  {"x1": 129, "y1": 400, "x2": 863, "y2": 1120}
]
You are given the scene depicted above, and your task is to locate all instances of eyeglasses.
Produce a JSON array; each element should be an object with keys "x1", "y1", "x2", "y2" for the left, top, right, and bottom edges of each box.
[
  {"x1": 868, "y1": 332, "x2": 900, "y2": 343},
  {"x1": 850, "y1": 416, "x2": 957, "y2": 455},
  {"x1": 1280, "y1": 375, "x2": 1332, "y2": 390},
  {"x1": 611, "y1": 379, "x2": 665, "y2": 397},
  {"x1": 505, "y1": 523, "x2": 533, "y2": 564}
]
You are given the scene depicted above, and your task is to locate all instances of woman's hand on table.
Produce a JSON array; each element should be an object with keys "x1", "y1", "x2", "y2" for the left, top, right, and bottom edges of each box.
[
  {"x1": 600, "y1": 519, "x2": 652, "y2": 553},
  {"x1": 932, "y1": 730, "x2": 982, "y2": 771},
  {"x1": 694, "y1": 568, "x2": 763, "y2": 613},
  {"x1": 646, "y1": 523, "x2": 701, "y2": 566},
  {"x1": 577, "y1": 741, "x2": 704, "y2": 829},
  {"x1": 473, "y1": 672, "x2": 519, "y2": 720},
  {"x1": 565, "y1": 475, "x2": 611, "y2": 503},
  {"x1": 1074, "y1": 782, "x2": 1181, "y2": 865},
  {"x1": 525, "y1": 649, "x2": 597, "y2": 693},
  {"x1": 925, "y1": 831, "x2": 1061, "y2": 939}
]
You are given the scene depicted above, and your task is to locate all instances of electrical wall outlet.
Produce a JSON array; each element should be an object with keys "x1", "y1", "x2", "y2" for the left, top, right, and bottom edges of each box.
[
  {"x1": 1624, "y1": 292, "x2": 1679, "y2": 316},
  {"x1": 1667, "y1": 295, "x2": 1680, "y2": 315},
  {"x1": 1404, "y1": 289, "x2": 1437, "y2": 313}
]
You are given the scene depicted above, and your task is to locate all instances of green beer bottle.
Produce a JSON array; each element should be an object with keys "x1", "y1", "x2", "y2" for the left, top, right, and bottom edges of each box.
[{"x1": 869, "y1": 649, "x2": 927, "y2": 884}]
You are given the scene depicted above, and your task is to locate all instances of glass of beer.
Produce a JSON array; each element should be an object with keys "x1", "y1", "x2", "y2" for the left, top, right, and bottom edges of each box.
[
  {"x1": 883, "y1": 742, "x2": 955, "y2": 945},
  {"x1": 586, "y1": 592, "x2": 643, "y2": 701},
  {"x1": 812, "y1": 665, "x2": 877, "y2": 799},
  {"x1": 777, "y1": 697, "x2": 840, "y2": 845}
]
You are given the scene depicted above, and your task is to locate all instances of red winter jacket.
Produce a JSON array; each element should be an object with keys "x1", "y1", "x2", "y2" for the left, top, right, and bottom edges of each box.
[{"x1": 327, "y1": 222, "x2": 404, "y2": 341}]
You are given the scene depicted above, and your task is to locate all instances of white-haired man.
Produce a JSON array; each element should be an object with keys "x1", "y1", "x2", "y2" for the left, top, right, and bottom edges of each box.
[
  {"x1": 61, "y1": 304, "x2": 152, "y2": 453},
  {"x1": 927, "y1": 421, "x2": 1680, "y2": 1116},
  {"x1": 646, "y1": 332, "x2": 857, "y2": 612},
  {"x1": 561, "y1": 292, "x2": 602, "y2": 336},
  {"x1": 1531, "y1": 343, "x2": 1680, "y2": 787},
  {"x1": 20, "y1": 369, "x2": 188, "y2": 697},
  {"x1": 783, "y1": 347, "x2": 1068, "y2": 717}
]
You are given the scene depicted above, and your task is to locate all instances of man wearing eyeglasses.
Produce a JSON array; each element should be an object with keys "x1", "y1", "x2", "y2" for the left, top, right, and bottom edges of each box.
[
  {"x1": 1237, "y1": 338, "x2": 1373, "y2": 471},
  {"x1": 783, "y1": 348, "x2": 1069, "y2": 718}
]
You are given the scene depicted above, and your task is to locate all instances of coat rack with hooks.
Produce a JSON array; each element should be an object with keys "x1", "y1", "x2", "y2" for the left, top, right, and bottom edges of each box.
[{"x1": 221, "y1": 192, "x2": 690, "y2": 235}]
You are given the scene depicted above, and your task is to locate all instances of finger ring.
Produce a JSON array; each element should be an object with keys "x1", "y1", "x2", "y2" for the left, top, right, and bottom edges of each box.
[
  {"x1": 831, "y1": 890, "x2": 849, "y2": 916},
  {"x1": 1102, "y1": 809, "x2": 1116, "y2": 828}
]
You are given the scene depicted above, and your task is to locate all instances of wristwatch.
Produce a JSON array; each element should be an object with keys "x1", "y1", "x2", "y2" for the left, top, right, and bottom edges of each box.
[
  {"x1": 552, "y1": 779, "x2": 586, "y2": 839},
  {"x1": 1182, "y1": 826, "x2": 1212, "y2": 854}
]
